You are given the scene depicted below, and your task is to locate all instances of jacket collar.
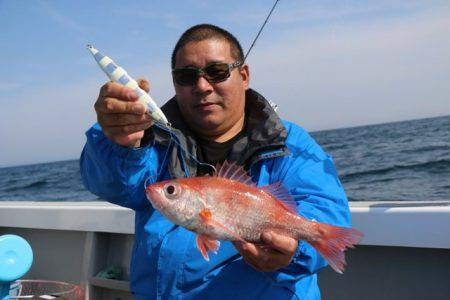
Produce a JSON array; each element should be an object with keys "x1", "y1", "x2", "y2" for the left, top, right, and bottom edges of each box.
[{"x1": 145, "y1": 88, "x2": 289, "y2": 177}]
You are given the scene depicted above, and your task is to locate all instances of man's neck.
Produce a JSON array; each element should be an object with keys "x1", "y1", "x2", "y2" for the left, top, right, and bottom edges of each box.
[{"x1": 201, "y1": 113, "x2": 245, "y2": 143}]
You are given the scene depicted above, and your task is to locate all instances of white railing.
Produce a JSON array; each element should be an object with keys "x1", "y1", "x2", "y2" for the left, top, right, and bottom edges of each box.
[{"x1": 0, "y1": 200, "x2": 449, "y2": 248}]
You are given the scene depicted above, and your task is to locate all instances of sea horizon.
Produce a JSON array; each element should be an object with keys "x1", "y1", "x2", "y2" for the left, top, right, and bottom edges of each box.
[{"x1": 2, "y1": 114, "x2": 449, "y2": 169}]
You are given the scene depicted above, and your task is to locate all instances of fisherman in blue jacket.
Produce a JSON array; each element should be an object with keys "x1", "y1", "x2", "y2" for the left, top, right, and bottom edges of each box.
[{"x1": 80, "y1": 24, "x2": 352, "y2": 299}]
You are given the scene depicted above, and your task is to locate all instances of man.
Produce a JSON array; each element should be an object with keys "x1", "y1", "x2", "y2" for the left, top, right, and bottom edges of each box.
[{"x1": 80, "y1": 24, "x2": 352, "y2": 299}]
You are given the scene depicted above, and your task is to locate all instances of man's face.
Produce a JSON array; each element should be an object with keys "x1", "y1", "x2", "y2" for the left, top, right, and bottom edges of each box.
[{"x1": 173, "y1": 39, "x2": 249, "y2": 139}]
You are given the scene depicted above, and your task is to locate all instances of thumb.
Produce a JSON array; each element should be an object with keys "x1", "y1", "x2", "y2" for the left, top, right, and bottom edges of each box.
[{"x1": 137, "y1": 78, "x2": 150, "y2": 93}]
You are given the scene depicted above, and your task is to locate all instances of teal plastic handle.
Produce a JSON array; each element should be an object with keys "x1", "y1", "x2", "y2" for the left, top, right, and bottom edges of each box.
[{"x1": 0, "y1": 235, "x2": 33, "y2": 299}]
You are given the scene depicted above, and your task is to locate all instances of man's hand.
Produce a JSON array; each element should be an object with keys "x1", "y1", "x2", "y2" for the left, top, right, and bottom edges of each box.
[
  {"x1": 233, "y1": 231, "x2": 298, "y2": 272},
  {"x1": 94, "y1": 79, "x2": 153, "y2": 148}
]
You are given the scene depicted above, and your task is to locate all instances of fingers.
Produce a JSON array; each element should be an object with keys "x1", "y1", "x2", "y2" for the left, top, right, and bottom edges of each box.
[
  {"x1": 94, "y1": 81, "x2": 153, "y2": 148},
  {"x1": 234, "y1": 241, "x2": 284, "y2": 272},
  {"x1": 137, "y1": 78, "x2": 150, "y2": 93},
  {"x1": 104, "y1": 121, "x2": 153, "y2": 137},
  {"x1": 260, "y1": 232, "x2": 298, "y2": 255},
  {"x1": 106, "y1": 131, "x2": 146, "y2": 149},
  {"x1": 96, "y1": 97, "x2": 146, "y2": 115},
  {"x1": 103, "y1": 122, "x2": 152, "y2": 148},
  {"x1": 99, "y1": 81, "x2": 138, "y2": 100},
  {"x1": 232, "y1": 232, "x2": 298, "y2": 272},
  {"x1": 98, "y1": 112, "x2": 152, "y2": 127}
]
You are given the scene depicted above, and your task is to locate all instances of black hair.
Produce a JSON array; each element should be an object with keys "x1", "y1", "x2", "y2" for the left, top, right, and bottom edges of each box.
[{"x1": 171, "y1": 24, "x2": 244, "y2": 69}]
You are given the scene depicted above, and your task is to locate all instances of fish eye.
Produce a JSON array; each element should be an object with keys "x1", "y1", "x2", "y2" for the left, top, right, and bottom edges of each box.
[
  {"x1": 164, "y1": 183, "x2": 181, "y2": 199},
  {"x1": 166, "y1": 185, "x2": 175, "y2": 195}
]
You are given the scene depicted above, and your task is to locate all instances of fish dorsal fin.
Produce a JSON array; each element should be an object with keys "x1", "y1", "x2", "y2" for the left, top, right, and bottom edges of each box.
[
  {"x1": 262, "y1": 182, "x2": 298, "y2": 214},
  {"x1": 215, "y1": 160, "x2": 256, "y2": 186}
]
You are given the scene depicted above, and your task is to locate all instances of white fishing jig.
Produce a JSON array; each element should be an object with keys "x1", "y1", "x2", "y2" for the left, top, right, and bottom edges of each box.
[{"x1": 87, "y1": 44, "x2": 170, "y2": 128}]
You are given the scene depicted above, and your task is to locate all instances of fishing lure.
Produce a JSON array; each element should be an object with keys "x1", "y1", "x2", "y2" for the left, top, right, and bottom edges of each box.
[{"x1": 87, "y1": 45, "x2": 170, "y2": 127}]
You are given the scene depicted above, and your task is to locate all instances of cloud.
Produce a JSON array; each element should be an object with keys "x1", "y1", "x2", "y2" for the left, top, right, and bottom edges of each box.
[{"x1": 248, "y1": 6, "x2": 450, "y2": 131}]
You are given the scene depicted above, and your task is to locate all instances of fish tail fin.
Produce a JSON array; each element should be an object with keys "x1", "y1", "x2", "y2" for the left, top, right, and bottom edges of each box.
[{"x1": 309, "y1": 223, "x2": 364, "y2": 274}]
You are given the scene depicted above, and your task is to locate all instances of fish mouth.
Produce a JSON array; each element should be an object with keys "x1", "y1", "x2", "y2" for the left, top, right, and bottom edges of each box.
[{"x1": 145, "y1": 187, "x2": 162, "y2": 208}]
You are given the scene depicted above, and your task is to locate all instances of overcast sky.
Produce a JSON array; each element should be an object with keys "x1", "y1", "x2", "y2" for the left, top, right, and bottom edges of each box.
[{"x1": 1, "y1": 0, "x2": 449, "y2": 167}]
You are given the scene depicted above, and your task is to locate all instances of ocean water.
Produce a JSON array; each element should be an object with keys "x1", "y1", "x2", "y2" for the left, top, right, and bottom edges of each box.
[
  {"x1": 312, "y1": 115, "x2": 450, "y2": 201},
  {"x1": 0, "y1": 115, "x2": 449, "y2": 202}
]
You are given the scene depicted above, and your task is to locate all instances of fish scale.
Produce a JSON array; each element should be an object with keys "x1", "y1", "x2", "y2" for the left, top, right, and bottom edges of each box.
[{"x1": 205, "y1": 182, "x2": 275, "y2": 241}]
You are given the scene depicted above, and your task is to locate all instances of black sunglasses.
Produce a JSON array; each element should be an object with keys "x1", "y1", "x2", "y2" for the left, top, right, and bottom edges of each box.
[{"x1": 172, "y1": 61, "x2": 243, "y2": 86}]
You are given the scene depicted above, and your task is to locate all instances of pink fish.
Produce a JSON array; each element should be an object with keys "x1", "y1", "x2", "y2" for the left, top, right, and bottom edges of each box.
[{"x1": 145, "y1": 162, "x2": 363, "y2": 273}]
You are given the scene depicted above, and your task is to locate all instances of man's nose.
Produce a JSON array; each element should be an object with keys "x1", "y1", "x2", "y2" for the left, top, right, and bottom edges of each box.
[{"x1": 193, "y1": 75, "x2": 213, "y2": 93}]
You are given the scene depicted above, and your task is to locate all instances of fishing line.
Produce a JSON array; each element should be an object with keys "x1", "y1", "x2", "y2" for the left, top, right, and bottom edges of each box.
[
  {"x1": 244, "y1": 0, "x2": 281, "y2": 62},
  {"x1": 154, "y1": 124, "x2": 217, "y2": 179},
  {"x1": 144, "y1": 122, "x2": 216, "y2": 190}
]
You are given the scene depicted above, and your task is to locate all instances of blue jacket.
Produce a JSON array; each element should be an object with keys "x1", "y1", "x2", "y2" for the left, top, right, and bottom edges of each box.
[{"x1": 80, "y1": 91, "x2": 351, "y2": 299}]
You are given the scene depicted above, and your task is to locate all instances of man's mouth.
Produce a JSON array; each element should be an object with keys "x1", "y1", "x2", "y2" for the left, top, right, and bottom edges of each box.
[{"x1": 195, "y1": 102, "x2": 217, "y2": 108}]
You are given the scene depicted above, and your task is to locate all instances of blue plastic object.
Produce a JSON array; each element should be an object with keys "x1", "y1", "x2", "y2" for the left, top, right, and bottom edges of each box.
[{"x1": 0, "y1": 235, "x2": 33, "y2": 300}]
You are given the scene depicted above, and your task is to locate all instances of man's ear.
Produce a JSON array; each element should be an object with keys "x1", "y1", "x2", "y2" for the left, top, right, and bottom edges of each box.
[{"x1": 240, "y1": 64, "x2": 250, "y2": 90}]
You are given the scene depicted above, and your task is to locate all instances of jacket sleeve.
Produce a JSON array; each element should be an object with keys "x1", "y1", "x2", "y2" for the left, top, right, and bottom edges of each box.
[
  {"x1": 79, "y1": 123, "x2": 158, "y2": 211},
  {"x1": 267, "y1": 128, "x2": 352, "y2": 283}
]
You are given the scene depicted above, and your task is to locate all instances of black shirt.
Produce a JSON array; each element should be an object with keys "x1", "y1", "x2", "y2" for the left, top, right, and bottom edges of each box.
[{"x1": 196, "y1": 129, "x2": 245, "y2": 176}]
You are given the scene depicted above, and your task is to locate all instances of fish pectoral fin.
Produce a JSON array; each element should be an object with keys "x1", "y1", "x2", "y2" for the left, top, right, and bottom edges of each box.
[
  {"x1": 198, "y1": 209, "x2": 246, "y2": 243},
  {"x1": 196, "y1": 234, "x2": 221, "y2": 261},
  {"x1": 199, "y1": 208, "x2": 213, "y2": 222}
]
